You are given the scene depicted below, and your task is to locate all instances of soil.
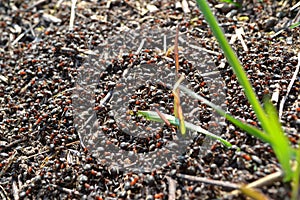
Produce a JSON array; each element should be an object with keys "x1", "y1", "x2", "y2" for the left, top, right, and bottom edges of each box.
[{"x1": 0, "y1": 0, "x2": 299, "y2": 199}]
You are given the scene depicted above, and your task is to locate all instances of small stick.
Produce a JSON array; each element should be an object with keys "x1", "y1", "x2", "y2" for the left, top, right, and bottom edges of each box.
[
  {"x1": 279, "y1": 52, "x2": 300, "y2": 118},
  {"x1": 135, "y1": 38, "x2": 146, "y2": 54},
  {"x1": 179, "y1": 170, "x2": 284, "y2": 196},
  {"x1": 0, "y1": 151, "x2": 17, "y2": 178},
  {"x1": 25, "y1": 0, "x2": 48, "y2": 11},
  {"x1": 166, "y1": 176, "x2": 177, "y2": 200},
  {"x1": 155, "y1": 109, "x2": 171, "y2": 127},
  {"x1": 12, "y1": 179, "x2": 19, "y2": 200},
  {"x1": 177, "y1": 173, "x2": 240, "y2": 189},
  {"x1": 271, "y1": 83, "x2": 280, "y2": 105},
  {"x1": 182, "y1": 0, "x2": 190, "y2": 13},
  {"x1": 69, "y1": 0, "x2": 77, "y2": 31},
  {"x1": 188, "y1": 43, "x2": 221, "y2": 56},
  {"x1": 10, "y1": 23, "x2": 39, "y2": 46},
  {"x1": 235, "y1": 27, "x2": 248, "y2": 52},
  {"x1": 0, "y1": 184, "x2": 10, "y2": 200},
  {"x1": 21, "y1": 140, "x2": 80, "y2": 160},
  {"x1": 50, "y1": 184, "x2": 82, "y2": 196},
  {"x1": 0, "y1": 75, "x2": 8, "y2": 84},
  {"x1": 290, "y1": 2, "x2": 300, "y2": 11},
  {"x1": 0, "y1": 138, "x2": 27, "y2": 152},
  {"x1": 230, "y1": 170, "x2": 284, "y2": 196},
  {"x1": 174, "y1": 26, "x2": 179, "y2": 77}
]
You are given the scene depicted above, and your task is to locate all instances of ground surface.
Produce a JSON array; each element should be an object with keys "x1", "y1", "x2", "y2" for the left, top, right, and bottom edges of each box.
[{"x1": 0, "y1": 0, "x2": 299, "y2": 199}]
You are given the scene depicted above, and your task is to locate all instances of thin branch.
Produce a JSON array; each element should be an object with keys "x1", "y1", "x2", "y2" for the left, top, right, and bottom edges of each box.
[
  {"x1": 12, "y1": 179, "x2": 19, "y2": 200},
  {"x1": 0, "y1": 151, "x2": 17, "y2": 178},
  {"x1": 20, "y1": 140, "x2": 80, "y2": 161},
  {"x1": 0, "y1": 184, "x2": 10, "y2": 200},
  {"x1": 177, "y1": 173, "x2": 240, "y2": 189},
  {"x1": 155, "y1": 109, "x2": 171, "y2": 127},
  {"x1": 174, "y1": 25, "x2": 179, "y2": 76},
  {"x1": 178, "y1": 170, "x2": 284, "y2": 197},
  {"x1": 230, "y1": 170, "x2": 284, "y2": 196},
  {"x1": 49, "y1": 184, "x2": 82, "y2": 196},
  {"x1": 166, "y1": 176, "x2": 177, "y2": 200},
  {"x1": 24, "y1": 0, "x2": 48, "y2": 11},
  {"x1": 10, "y1": 23, "x2": 39, "y2": 47},
  {"x1": 0, "y1": 138, "x2": 27, "y2": 152},
  {"x1": 69, "y1": 0, "x2": 77, "y2": 31},
  {"x1": 279, "y1": 52, "x2": 300, "y2": 118},
  {"x1": 235, "y1": 27, "x2": 248, "y2": 52}
]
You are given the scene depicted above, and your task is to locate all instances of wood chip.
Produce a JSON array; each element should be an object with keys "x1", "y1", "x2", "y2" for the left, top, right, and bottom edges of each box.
[
  {"x1": 146, "y1": 4, "x2": 159, "y2": 13},
  {"x1": 271, "y1": 83, "x2": 281, "y2": 104},
  {"x1": 0, "y1": 75, "x2": 8, "y2": 84},
  {"x1": 42, "y1": 13, "x2": 62, "y2": 23},
  {"x1": 182, "y1": 0, "x2": 190, "y2": 13}
]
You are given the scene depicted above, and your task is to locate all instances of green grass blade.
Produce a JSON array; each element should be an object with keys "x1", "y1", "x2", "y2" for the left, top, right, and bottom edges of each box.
[
  {"x1": 263, "y1": 99, "x2": 293, "y2": 181},
  {"x1": 289, "y1": 22, "x2": 300, "y2": 29},
  {"x1": 196, "y1": 0, "x2": 273, "y2": 136},
  {"x1": 291, "y1": 148, "x2": 300, "y2": 200},
  {"x1": 219, "y1": 0, "x2": 241, "y2": 7},
  {"x1": 179, "y1": 85, "x2": 270, "y2": 143},
  {"x1": 137, "y1": 110, "x2": 232, "y2": 148}
]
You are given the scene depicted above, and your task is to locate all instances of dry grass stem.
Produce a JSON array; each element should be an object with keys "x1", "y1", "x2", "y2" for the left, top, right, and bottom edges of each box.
[{"x1": 279, "y1": 52, "x2": 300, "y2": 118}]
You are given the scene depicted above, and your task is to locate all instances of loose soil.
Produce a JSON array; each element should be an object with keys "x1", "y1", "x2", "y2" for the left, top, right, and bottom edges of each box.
[{"x1": 0, "y1": 0, "x2": 299, "y2": 199}]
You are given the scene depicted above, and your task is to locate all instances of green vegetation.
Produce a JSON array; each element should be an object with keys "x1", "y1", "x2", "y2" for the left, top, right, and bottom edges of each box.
[{"x1": 137, "y1": 110, "x2": 232, "y2": 148}]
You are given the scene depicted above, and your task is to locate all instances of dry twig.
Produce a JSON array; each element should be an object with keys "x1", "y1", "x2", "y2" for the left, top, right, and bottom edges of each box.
[
  {"x1": 12, "y1": 179, "x2": 19, "y2": 200},
  {"x1": 0, "y1": 150, "x2": 17, "y2": 178},
  {"x1": 178, "y1": 170, "x2": 284, "y2": 197},
  {"x1": 177, "y1": 173, "x2": 240, "y2": 189},
  {"x1": 230, "y1": 170, "x2": 284, "y2": 196},
  {"x1": 69, "y1": 0, "x2": 77, "y2": 31},
  {"x1": 166, "y1": 176, "x2": 177, "y2": 200},
  {"x1": 279, "y1": 52, "x2": 300, "y2": 118},
  {"x1": 235, "y1": 27, "x2": 248, "y2": 52},
  {"x1": 0, "y1": 184, "x2": 10, "y2": 200},
  {"x1": 49, "y1": 184, "x2": 82, "y2": 196}
]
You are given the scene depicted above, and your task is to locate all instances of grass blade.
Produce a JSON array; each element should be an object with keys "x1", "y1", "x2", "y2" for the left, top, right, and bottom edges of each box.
[
  {"x1": 239, "y1": 186, "x2": 269, "y2": 200},
  {"x1": 179, "y1": 85, "x2": 271, "y2": 143},
  {"x1": 196, "y1": 0, "x2": 273, "y2": 137},
  {"x1": 289, "y1": 22, "x2": 300, "y2": 29},
  {"x1": 137, "y1": 110, "x2": 232, "y2": 148},
  {"x1": 291, "y1": 148, "x2": 300, "y2": 200},
  {"x1": 263, "y1": 98, "x2": 293, "y2": 181},
  {"x1": 173, "y1": 26, "x2": 186, "y2": 135}
]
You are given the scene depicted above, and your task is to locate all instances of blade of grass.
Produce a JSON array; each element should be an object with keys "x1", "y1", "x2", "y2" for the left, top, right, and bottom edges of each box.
[
  {"x1": 179, "y1": 85, "x2": 271, "y2": 143},
  {"x1": 220, "y1": 0, "x2": 241, "y2": 7},
  {"x1": 174, "y1": 25, "x2": 180, "y2": 76},
  {"x1": 173, "y1": 26, "x2": 186, "y2": 135},
  {"x1": 196, "y1": 0, "x2": 273, "y2": 137},
  {"x1": 239, "y1": 186, "x2": 269, "y2": 200},
  {"x1": 263, "y1": 98, "x2": 293, "y2": 181},
  {"x1": 173, "y1": 25, "x2": 179, "y2": 119},
  {"x1": 291, "y1": 148, "x2": 300, "y2": 200},
  {"x1": 289, "y1": 22, "x2": 300, "y2": 29},
  {"x1": 137, "y1": 110, "x2": 232, "y2": 148}
]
